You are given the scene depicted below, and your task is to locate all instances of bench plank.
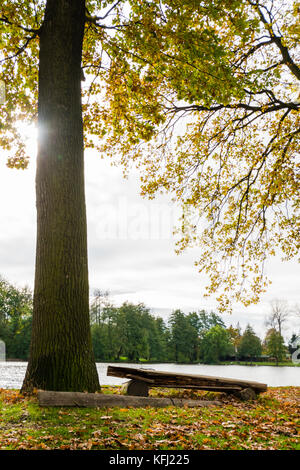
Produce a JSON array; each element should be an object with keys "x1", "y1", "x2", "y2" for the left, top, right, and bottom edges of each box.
[{"x1": 107, "y1": 366, "x2": 267, "y2": 394}]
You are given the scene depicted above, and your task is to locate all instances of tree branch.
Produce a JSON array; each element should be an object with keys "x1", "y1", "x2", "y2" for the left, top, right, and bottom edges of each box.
[
  {"x1": 0, "y1": 31, "x2": 39, "y2": 64},
  {"x1": 0, "y1": 15, "x2": 40, "y2": 34},
  {"x1": 167, "y1": 100, "x2": 299, "y2": 115},
  {"x1": 247, "y1": 0, "x2": 300, "y2": 80},
  {"x1": 85, "y1": 0, "x2": 122, "y2": 23},
  {"x1": 85, "y1": 0, "x2": 128, "y2": 29},
  {"x1": 232, "y1": 38, "x2": 275, "y2": 68}
]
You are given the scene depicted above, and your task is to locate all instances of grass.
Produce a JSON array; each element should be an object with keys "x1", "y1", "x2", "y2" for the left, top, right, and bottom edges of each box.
[{"x1": 0, "y1": 386, "x2": 299, "y2": 450}]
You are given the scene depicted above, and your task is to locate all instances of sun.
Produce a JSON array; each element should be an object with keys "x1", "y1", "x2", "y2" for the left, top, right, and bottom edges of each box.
[{"x1": 16, "y1": 122, "x2": 38, "y2": 160}]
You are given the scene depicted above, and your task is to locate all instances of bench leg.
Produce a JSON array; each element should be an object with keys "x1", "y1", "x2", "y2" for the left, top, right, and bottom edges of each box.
[
  {"x1": 122, "y1": 379, "x2": 149, "y2": 397},
  {"x1": 233, "y1": 387, "x2": 257, "y2": 401}
]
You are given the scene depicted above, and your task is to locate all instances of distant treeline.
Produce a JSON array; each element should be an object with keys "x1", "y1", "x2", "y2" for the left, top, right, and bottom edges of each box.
[
  {"x1": 90, "y1": 297, "x2": 233, "y2": 362},
  {"x1": 0, "y1": 277, "x2": 298, "y2": 364},
  {"x1": 89, "y1": 297, "x2": 292, "y2": 364}
]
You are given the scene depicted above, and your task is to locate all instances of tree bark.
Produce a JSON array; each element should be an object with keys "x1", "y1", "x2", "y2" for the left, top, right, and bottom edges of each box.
[{"x1": 21, "y1": 0, "x2": 100, "y2": 393}]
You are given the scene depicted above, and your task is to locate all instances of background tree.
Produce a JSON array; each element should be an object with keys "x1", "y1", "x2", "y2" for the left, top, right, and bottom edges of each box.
[
  {"x1": 89, "y1": 289, "x2": 121, "y2": 361},
  {"x1": 153, "y1": 317, "x2": 169, "y2": 362},
  {"x1": 168, "y1": 310, "x2": 199, "y2": 362},
  {"x1": 114, "y1": 303, "x2": 152, "y2": 361},
  {"x1": 265, "y1": 299, "x2": 290, "y2": 336},
  {"x1": 200, "y1": 325, "x2": 234, "y2": 364},
  {"x1": 0, "y1": 276, "x2": 33, "y2": 360},
  {"x1": 90, "y1": 321, "x2": 107, "y2": 361},
  {"x1": 185, "y1": 312, "x2": 201, "y2": 361},
  {"x1": 237, "y1": 324, "x2": 262, "y2": 362},
  {"x1": 139, "y1": 309, "x2": 168, "y2": 361},
  {"x1": 90, "y1": 303, "x2": 120, "y2": 361},
  {"x1": 227, "y1": 325, "x2": 242, "y2": 359},
  {"x1": 90, "y1": 289, "x2": 110, "y2": 326},
  {"x1": 197, "y1": 310, "x2": 226, "y2": 335},
  {"x1": 264, "y1": 328, "x2": 286, "y2": 365}
]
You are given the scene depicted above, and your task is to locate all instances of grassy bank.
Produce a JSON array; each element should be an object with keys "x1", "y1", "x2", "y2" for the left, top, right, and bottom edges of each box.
[{"x1": 0, "y1": 386, "x2": 299, "y2": 450}]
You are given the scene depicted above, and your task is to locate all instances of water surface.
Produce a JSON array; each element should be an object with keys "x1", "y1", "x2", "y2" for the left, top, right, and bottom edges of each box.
[{"x1": 0, "y1": 362, "x2": 299, "y2": 389}]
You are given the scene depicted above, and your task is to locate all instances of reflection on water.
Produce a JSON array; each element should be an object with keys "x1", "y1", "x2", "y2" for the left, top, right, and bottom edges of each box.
[{"x1": 0, "y1": 361, "x2": 299, "y2": 389}]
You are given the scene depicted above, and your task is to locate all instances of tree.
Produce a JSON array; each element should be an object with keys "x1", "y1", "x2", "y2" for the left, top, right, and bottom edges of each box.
[
  {"x1": 197, "y1": 310, "x2": 226, "y2": 335},
  {"x1": 1, "y1": 0, "x2": 299, "y2": 388},
  {"x1": 152, "y1": 317, "x2": 169, "y2": 361},
  {"x1": 90, "y1": 300, "x2": 170, "y2": 362},
  {"x1": 168, "y1": 310, "x2": 198, "y2": 362},
  {"x1": 227, "y1": 325, "x2": 242, "y2": 359},
  {"x1": 96, "y1": 0, "x2": 300, "y2": 311},
  {"x1": 0, "y1": 276, "x2": 33, "y2": 359},
  {"x1": 1, "y1": 0, "x2": 101, "y2": 392},
  {"x1": 139, "y1": 309, "x2": 168, "y2": 361},
  {"x1": 90, "y1": 289, "x2": 110, "y2": 326},
  {"x1": 237, "y1": 324, "x2": 262, "y2": 361},
  {"x1": 265, "y1": 299, "x2": 290, "y2": 336},
  {"x1": 265, "y1": 328, "x2": 286, "y2": 365},
  {"x1": 200, "y1": 325, "x2": 234, "y2": 364},
  {"x1": 113, "y1": 302, "x2": 152, "y2": 361},
  {"x1": 90, "y1": 322, "x2": 107, "y2": 361},
  {"x1": 90, "y1": 299, "x2": 120, "y2": 361}
]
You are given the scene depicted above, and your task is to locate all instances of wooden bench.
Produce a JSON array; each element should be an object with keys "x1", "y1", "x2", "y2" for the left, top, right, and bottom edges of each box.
[{"x1": 107, "y1": 365, "x2": 268, "y2": 400}]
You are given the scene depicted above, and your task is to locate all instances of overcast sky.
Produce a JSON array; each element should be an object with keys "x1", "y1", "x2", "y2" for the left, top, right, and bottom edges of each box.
[{"x1": 0, "y1": 127, "x2": 299, "y2": 341}]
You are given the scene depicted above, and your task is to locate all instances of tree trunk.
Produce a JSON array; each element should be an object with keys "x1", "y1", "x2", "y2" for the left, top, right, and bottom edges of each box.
[{"x1": 21, "y1": 0, "x2": 100, "y2": 393}]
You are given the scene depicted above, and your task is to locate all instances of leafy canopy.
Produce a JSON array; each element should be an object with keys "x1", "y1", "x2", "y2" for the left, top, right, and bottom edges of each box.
[{"x1": 0, "y1": 0, "x2": 299, "y2": 311}]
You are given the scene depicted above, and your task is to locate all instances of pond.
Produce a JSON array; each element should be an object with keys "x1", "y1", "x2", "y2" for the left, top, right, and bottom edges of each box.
[{"x1": 0, "y1": 362, "x2": 299, "y2": 389}]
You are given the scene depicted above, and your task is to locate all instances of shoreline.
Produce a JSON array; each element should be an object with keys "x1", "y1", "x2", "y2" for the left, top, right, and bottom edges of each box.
[{"x1": 3, "y1": 359, "x2": 299, "y2": 367}]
